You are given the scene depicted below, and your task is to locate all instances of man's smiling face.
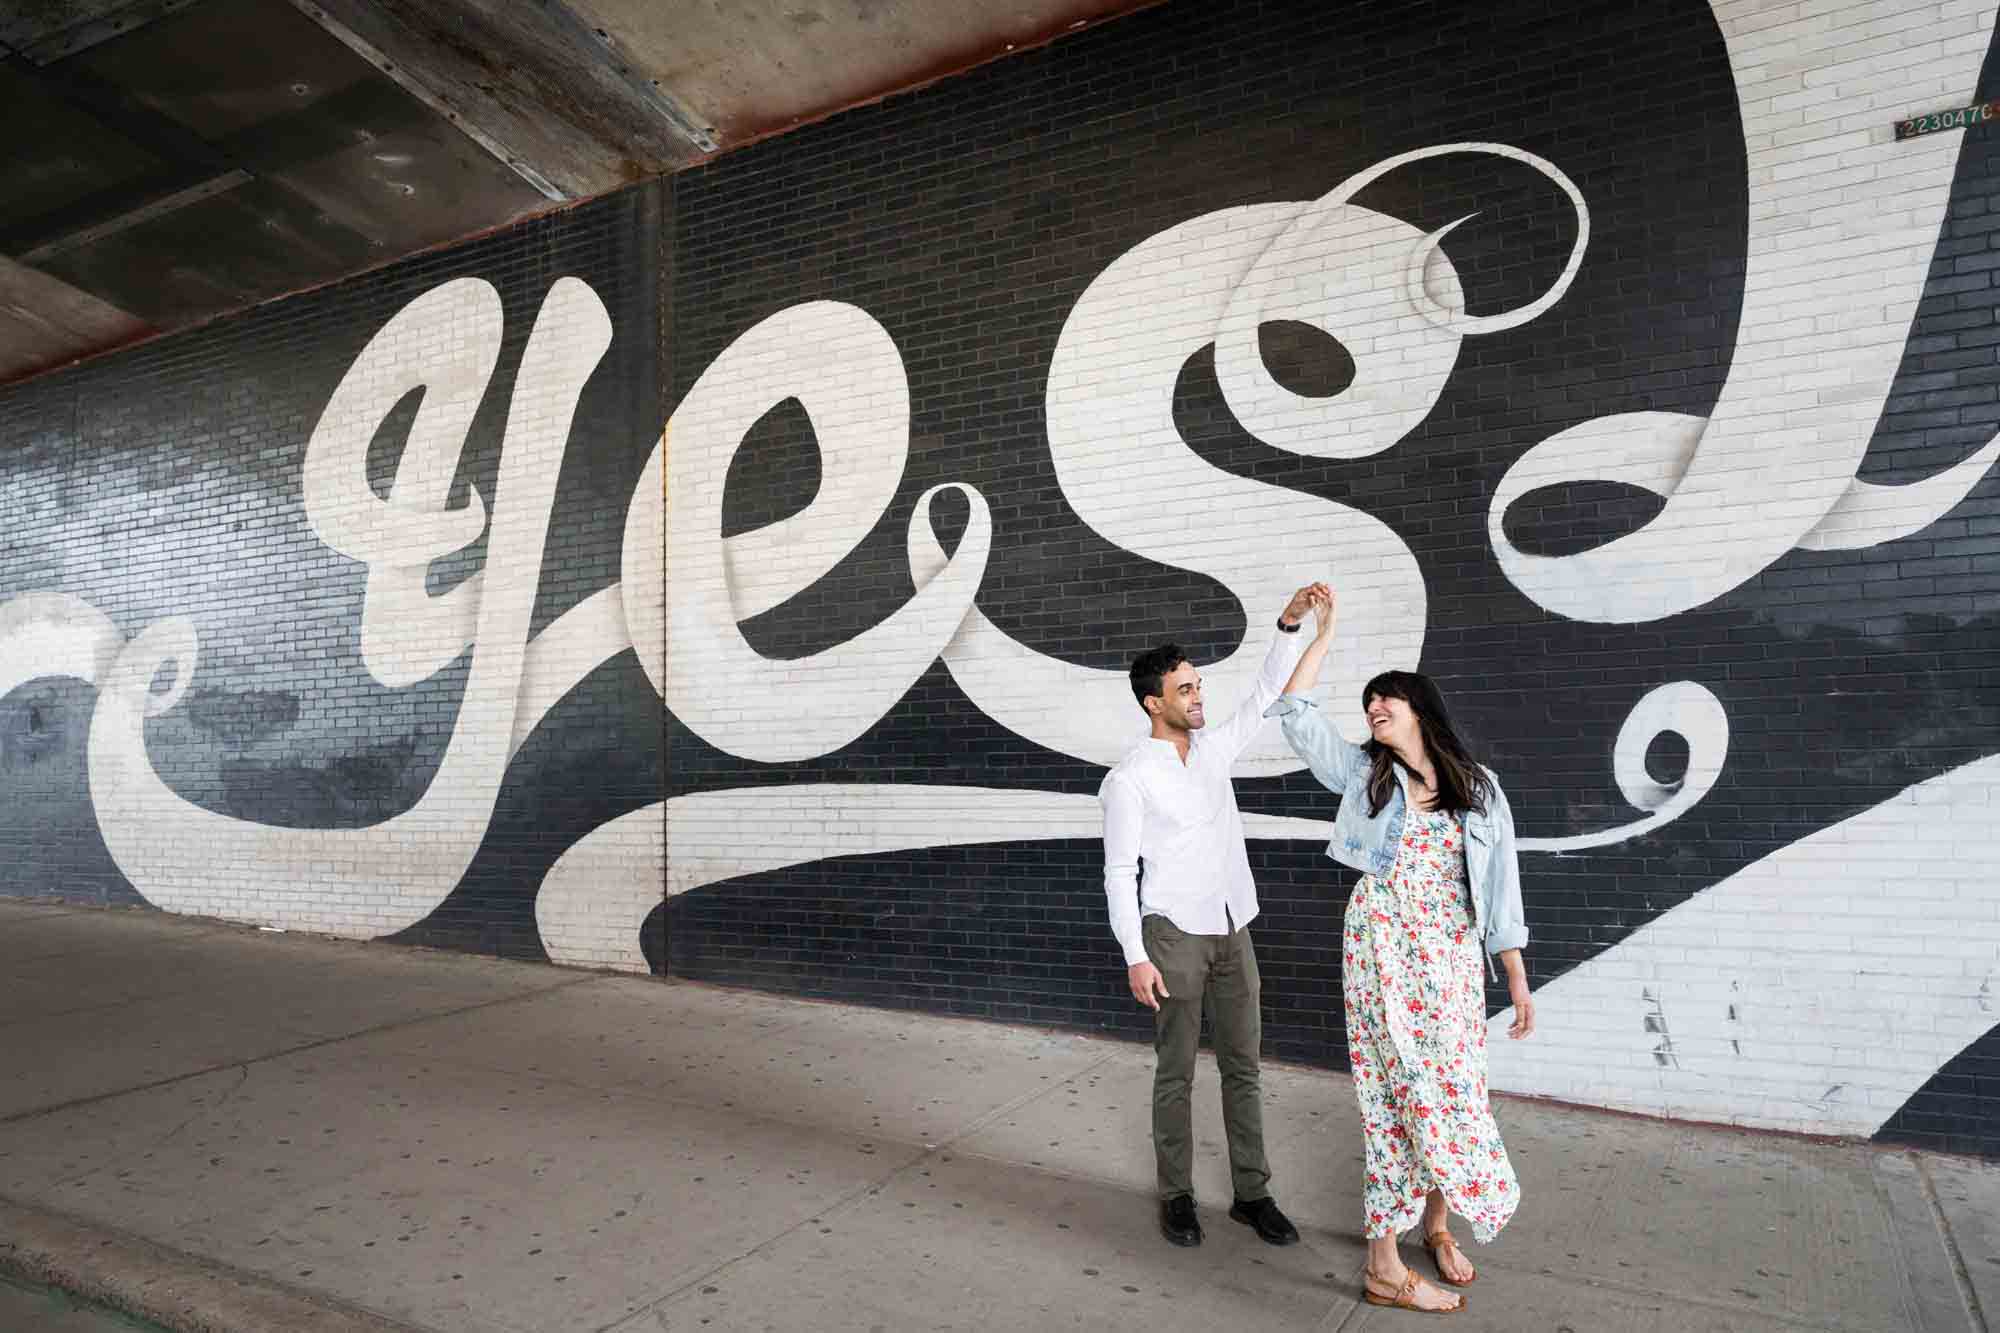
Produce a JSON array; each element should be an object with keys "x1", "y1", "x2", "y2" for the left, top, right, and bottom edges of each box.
[{"x1": 1151, "y1": 660, "x2": 1205, "y2": 732}]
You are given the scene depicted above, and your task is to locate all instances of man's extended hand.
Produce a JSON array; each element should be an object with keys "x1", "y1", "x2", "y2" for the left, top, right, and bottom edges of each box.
[
  {"x1": 1128, "y1": 961, "x2": 1171, "y2": 1010},
  {"x1": 1280, "y1": 582, "x2": 1331, "y2": 629}
]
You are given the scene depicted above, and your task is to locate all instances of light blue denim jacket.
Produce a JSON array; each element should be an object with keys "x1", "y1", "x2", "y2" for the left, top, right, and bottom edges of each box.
[{"x1": 1264, "y1": 693, "x2": 1528, "y2": 975}]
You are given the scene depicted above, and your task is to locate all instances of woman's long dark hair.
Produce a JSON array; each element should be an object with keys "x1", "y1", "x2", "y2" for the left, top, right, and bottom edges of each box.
[{"x1": 1362, "y1": 670, "x2": 1492, "y2": 818}]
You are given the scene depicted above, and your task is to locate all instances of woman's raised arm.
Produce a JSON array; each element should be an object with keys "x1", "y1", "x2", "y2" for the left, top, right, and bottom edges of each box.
[
  {"x1": 1282, "y1": 586, "x2": 1337, "y2": 697},
  {"x1": 1265, "y1": 587, "x2": 1364, "y2": 794}
]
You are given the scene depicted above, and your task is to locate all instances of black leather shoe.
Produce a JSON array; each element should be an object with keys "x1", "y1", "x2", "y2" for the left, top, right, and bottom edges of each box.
[
  {"x1": 1160, "y1": 1193, "x2": 1202, "y2": 1247},
  {"x1": 1229, "y1": 1195, "x2": 1300, "y2": 1245}
]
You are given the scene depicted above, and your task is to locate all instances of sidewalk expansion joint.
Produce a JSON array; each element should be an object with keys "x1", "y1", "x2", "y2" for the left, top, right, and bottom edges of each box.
[
  {"x1": 44, "y1": 1066, "x2": 253, "y2": 1196},
  {"x1": 595, "y1": 1048, "x2": 1133, "y2": 1333},
  {"x1": 933, "y1": 1137, "x2": 1905, "y2": 1333},
  {"x1": 1915, "y1": 1150, "x2": 1990, "y2": 1333},
  {"x1": 1494, "y1": 1257, "x2": 1918, "y2": 1333},
  {"x1": 0, "y1": 984, "x2": 215, "y2": 1034},
  {"x1": 0, "y1": 973, "x2": 603, "y2": 1129},
  {"x1": 1322, "y1": 1293, "x2": 1368, "y2": 1333},
  {"x1": 1324, "y1": 1254, "x2": 1931, "y2": 1333}
]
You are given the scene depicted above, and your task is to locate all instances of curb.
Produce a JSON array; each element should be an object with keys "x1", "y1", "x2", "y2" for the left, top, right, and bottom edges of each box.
[{"x1": 0, "y1": 1196, "x2": 426, "y2": 1333}]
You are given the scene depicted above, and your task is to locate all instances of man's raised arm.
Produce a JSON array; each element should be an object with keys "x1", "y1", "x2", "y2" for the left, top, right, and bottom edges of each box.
[{"x1": 1200, "y1": 583, "x2": 1325, "y2": 763}]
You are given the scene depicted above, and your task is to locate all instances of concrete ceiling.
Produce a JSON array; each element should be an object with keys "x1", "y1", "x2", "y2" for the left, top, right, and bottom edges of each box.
[{"x1": 0, "y1": 0, "x2": 1151, "y2": 385}]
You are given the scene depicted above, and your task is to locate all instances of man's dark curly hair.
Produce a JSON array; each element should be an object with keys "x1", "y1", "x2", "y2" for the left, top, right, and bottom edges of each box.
[{"x1": 1128, "y1": 643, "x2": 1190, "y2": 711}]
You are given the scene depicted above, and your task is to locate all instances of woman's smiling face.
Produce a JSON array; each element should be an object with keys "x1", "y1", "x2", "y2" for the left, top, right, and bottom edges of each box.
[{"x1": 1365, "y1": 692, "x2": 1418, "y2": 751}]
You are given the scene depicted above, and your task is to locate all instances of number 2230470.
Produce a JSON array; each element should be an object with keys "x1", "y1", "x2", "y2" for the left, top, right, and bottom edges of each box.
[{"x1": 1897, "y1": 100, "x2": 1998, "y2": 140}]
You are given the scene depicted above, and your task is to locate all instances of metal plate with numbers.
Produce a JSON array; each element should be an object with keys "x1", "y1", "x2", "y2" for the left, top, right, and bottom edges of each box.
[{"x1": 1896, "y1": 99, "x2": 1998, "y2": 140}]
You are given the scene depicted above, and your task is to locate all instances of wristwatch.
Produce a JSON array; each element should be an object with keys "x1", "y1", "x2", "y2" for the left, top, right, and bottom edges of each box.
[{"x1": 1276, "y1": 617, "x2": 1301, "y2": 633}]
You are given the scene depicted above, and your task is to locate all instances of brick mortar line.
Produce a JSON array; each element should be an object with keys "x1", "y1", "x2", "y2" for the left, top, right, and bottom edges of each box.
[
  {"x1": 0, "y1": 973, "x2": 604, "y2": 1128},
  {"x1": 1915, "y1": 1151, "x2": 1990, "y2": 1333}
]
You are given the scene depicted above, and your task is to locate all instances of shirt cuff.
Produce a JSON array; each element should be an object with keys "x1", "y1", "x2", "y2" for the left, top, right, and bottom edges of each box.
[
  {"x1": 1121, "y1": 938, "x2": 1151, "y2": 967},
  {"x1": 1485, "y1": 924, "x2": 1529, "y2": 955},
  {"x1": 1263, "y1": 692, "x2": 1316, "y2": 719}
]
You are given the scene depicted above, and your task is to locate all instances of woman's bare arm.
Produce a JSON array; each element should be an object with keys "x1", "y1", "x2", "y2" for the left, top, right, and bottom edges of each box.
[{"x1": 1281, "y1": 586, "x2": 1336, "y2": 696}]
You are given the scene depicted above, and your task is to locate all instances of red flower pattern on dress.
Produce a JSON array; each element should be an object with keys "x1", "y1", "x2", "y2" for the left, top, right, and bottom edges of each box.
[{"x1": 1343, "y1": 806, "x2": 1520, "y2": 1243}]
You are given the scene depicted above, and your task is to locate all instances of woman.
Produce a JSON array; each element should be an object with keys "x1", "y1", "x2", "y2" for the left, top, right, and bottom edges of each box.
[{"x1": 1267, "y1": 587, "x2": 1534, "y2": 1316}]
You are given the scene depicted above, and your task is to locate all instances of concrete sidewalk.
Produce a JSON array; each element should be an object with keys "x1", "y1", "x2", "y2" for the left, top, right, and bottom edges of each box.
[{"x1": 1, "y1": 900, "x2": 1994, "y2": 1333}]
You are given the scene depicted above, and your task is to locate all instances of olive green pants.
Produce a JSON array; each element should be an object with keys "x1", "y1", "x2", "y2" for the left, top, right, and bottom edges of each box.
[{"x1": 1142, "y1": 912, "x2": 1271, "y2": 1202}]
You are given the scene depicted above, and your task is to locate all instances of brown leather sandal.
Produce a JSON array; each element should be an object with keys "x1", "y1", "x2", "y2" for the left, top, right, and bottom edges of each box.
[
  {"x1": 1363, "y1": 1266, "x2": 1467, "y2": 1314},
  {"x1": 1423, "y1": 1228, "x2": 1478, "y2": 1286}
]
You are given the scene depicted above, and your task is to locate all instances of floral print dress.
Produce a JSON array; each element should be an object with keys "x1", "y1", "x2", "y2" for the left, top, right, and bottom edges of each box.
[{"x1": 1344, "y1": 805, "x2": 1520, "y2": 1242}]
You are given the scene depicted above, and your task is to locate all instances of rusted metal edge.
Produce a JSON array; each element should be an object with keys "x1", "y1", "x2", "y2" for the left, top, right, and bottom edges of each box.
[
  {"x1": 280, "y1": 0, "x2": 571, "y2": 202},
  {"x1": 689, "y1": 0, "x2": 1167, "y2": 164},
  {"x1": 537, "y1": 0, "x2": 719, "y2": 154}
]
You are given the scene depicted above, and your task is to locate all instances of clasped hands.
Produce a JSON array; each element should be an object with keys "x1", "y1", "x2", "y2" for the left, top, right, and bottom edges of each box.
[{"x1": 1280, "y1": 582, "x2": 1335, "y2": 639}]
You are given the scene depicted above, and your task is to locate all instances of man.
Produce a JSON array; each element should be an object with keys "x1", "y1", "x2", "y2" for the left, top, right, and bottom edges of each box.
[{"x1": 1100, "y1": 582, "x2": 1325, "y2": 1248}]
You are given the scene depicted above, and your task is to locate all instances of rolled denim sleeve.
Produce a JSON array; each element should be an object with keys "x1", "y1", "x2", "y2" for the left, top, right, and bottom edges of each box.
[
  {"x1": 1481, "y1": 780, "x2": 1530, "y2": 956},
  {"x1": 1263, "y1": 693, "x2": 1363, "y2": 794}
]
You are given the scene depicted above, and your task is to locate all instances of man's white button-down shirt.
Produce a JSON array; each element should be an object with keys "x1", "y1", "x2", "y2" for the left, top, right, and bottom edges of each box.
[{"x1": 1099, "y1": 627, "x2": 1308, "y2": 966}]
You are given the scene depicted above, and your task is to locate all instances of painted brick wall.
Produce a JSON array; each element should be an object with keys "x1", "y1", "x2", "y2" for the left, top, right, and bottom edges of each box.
[
  {"x1": 3, "y1": 0, "x2": 1999, "y2": 1157},
  {"x1": 664, "y1": 0, "x2": 2000, "y2": 1156},
  {"x1": 0, "y1": 185, "x2": 668, "y2": 971}
]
